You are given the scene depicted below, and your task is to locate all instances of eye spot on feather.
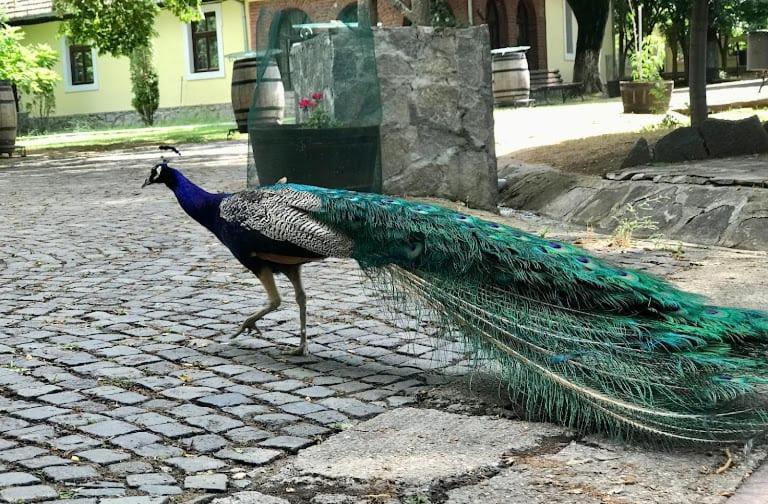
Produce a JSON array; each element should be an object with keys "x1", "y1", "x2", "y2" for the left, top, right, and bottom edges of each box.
[
  {"x1": 380, "y1": 198, "x2": 394, "y2": 205},
  {"x1": 548, "y1": 242, "x2": 563, "y2": 250},
  {"x1": 489, "y1": 223, "x2": 501, "y2": 229},
  {"x1": 618, "y1": 270, "x2": 629, "y2": 277},
  {"x1": 706, "y1": 308, "x2": 720, "y2": 315},
  {"x1": 538, "y1": 245, "x2": 549, "y2": 254},
  {"x1": 576, "y1": 256, "x2": 590, "y2": 264}
]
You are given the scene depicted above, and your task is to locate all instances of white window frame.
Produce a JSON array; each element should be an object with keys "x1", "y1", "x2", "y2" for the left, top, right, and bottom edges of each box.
[
  {"x1": 61, "y1": 38, "x2": 99, "y2": 92},
  {"x1": 563, "y1": 0, "x2": 577, "y2": 61},
  {"x1": 182, "y1": 2, "x2": 225, "y2": 81}
]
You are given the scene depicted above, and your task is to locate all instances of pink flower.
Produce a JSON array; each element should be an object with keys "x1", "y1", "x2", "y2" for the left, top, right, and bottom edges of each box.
[
  {"x1": 298, "y1": 98, "x2": 316, "y2": 110},
  {"x1": 312, "y1": 91, "x2": 324, "y2": 101}
]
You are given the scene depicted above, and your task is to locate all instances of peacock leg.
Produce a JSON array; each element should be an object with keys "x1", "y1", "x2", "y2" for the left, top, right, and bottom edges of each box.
[
  {"x1": 229, "y1": 267, "x2": 281, "y2": 341},
  {"x1": 285, "y1": 266, "x2": 308, "y2": 356}
]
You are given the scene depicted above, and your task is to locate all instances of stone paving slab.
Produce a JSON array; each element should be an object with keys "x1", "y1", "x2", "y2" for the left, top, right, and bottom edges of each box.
[
  {"x1": 291, "y1": 407, "x2": 566, "y2": 485},
  {"x1": 0, "y1": 144, "x2": 767, "y2": 502}
]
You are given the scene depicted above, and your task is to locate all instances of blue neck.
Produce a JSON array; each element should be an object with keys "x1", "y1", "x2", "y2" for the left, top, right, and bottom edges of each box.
[{"x1": 165, "y1": 168, "x2": 227, "y2": 231}]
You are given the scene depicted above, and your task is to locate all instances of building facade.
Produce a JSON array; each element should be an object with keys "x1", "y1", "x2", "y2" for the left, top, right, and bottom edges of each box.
[
  {"x1": 2, "y1": 0, "x2": 249, "y2": 126},
  {"x1": 2, "y1": 0, "x2": 614, "y2": 124},
  {"x1": 248, "y1": 0, "x2": 615, "y2": 83}
]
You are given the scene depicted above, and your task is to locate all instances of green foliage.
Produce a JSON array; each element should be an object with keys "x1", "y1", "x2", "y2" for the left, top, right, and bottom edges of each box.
[
  {"x1": 53, "y1": 0, "x2": 202, "y2": 57},
  {"x1": 630, "y1": 34, "x2": 665, "y2": 82},
  {"x1": 129, "y1": 46, "x2": 160, "y2": 126},
  {"x1": 641, "y1": 113, "x2": 688, "y2": 132},
  {"x1": 298, "y1": 92, "x2": 342, "y2": 129},
  {"x1": 0, "y1": 14, "x2": 59, "y2": 96},
  {"x1": 431, "y1": 0, "x2": 457, "y2": 31}
]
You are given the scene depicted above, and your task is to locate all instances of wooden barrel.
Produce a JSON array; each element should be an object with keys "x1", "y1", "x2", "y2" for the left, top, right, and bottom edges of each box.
[
  {"x1": 0, "y1": 82, "x2": 17, "y2": 156},
  {"x1": 231, "y1": 56, "x2": 285, "y2": 133},
  {"x1": 492, "y1": 52, "x2": 530, "y2": 106}
]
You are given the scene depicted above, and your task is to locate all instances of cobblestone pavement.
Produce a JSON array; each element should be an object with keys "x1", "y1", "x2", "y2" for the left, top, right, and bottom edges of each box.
[{"x1": 0, "y1": 143, "x2": 766, "y2": 503}]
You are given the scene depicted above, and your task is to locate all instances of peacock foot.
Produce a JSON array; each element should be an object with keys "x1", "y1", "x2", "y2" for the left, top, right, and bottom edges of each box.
[{"x1": 228, "y1": 319, "x2": 263, "y2": 341}]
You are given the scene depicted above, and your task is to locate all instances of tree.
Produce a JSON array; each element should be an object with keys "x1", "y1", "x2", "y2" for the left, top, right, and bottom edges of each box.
[
  {"x1": 387, "y1": 0, "x2": 431, "y2": 26},
  {"x1": 53, "y1": 0, "x2": 201, "y2": 124},
  {"x1": 53, "y1": 0, "x2": 202, "y2": 57},
  {"x1": 689, "y1": 0, "x2": 708, "y2": 126},
  {"x1": 0, "y1": 12, "x2": 59, "y2": 127},
  {"x1": 129, "y1": 46, "x2": 159, "y2": 126},
  {"x1": 567, "y1": 0, "x2": 610, "y2": 93}
]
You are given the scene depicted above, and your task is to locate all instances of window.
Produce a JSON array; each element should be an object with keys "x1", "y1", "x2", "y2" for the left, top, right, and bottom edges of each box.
[
  {"x1": 564, "y1": 0, "x2": 577, "y2": 60},
  {"x1": 183, "y1": 4, "x2": 225, "y2": 80},
  {"x1": 191, "y1": 12, "x2": 219, "y2": 72},
  {"x1": 69, "y1": 45, "x2": 94, "y2": 85},
  {"x1": 61, "y1": 39, "x2": 98, "y2": 92}
]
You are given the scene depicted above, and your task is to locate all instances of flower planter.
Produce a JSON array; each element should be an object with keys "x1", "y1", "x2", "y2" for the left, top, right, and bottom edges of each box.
[
  {"x1": 249, "y1": 125, "x2": 382, "y2": 193},
  {"x1": 606, "y1": 79, "x2": 621, "y2": 98},
  {"x1": 620, "y1": 80, "x2": 674, "y2": 114}
]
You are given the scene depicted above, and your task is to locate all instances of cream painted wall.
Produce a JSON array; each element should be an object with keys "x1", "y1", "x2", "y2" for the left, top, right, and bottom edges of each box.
[
  {"x1": 545, "y1": 0, "x2": 616, "y2": 84},
  {"x1": 21, "y1": 21, "x2": 132, "y2": 116},
  {"x1": 18, "y1": 0, "x2": 248, "y2": 117}
]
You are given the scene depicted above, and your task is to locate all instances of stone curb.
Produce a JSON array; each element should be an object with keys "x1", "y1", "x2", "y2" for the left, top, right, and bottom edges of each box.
[{"x1": 728, "y1": 461, "x2": 768, "y2": 504}]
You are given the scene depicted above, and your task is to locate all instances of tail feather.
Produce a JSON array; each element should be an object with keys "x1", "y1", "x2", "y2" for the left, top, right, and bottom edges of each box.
[{"x1": 272, "y1": 184, "x2": 768, "y2": 443}]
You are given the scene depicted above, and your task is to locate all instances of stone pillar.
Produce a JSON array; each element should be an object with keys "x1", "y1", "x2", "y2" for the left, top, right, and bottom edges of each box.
[
  {"x1": 290, "y1": 25, "x2": 498, "y2": 210},
  {"x1": 375, "y1": 26, "x2": 498, "y2": 210}
]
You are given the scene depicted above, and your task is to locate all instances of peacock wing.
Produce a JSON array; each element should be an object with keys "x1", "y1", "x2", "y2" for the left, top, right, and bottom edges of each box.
[{"x1": 218, "y1": 188, "x2": 354, "y2": 258}]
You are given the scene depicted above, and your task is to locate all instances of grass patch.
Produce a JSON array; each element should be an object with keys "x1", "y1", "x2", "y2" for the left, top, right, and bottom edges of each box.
[{"x1": 17, "y1": 122, "x2": 239, "y2": 154}]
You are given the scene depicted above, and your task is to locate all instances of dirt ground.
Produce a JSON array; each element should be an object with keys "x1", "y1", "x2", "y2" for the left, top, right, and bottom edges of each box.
[{"x1": 500, "y1": 129, "x2": 671, "y2": 176}]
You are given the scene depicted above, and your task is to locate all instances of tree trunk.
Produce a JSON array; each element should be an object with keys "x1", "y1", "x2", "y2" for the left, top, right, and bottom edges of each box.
[
  {"x1": 619, "y1": 28, "x2": 627, "y2": 78},
  {"x1": 689, "y1": 0, "x2": 708, "y2": 127},
  {"x1": 388, "y1": 0, "x2": 431, "y2": 25},
  {"x1": 671, "y1": 43, "x2": 679, "y2": 76},
  {"x1": 718, "y1": 33, "x2": 729, "y2": 73},
  {"x1": 568, "y1": 0, "x2": 610, "y2": 93}
]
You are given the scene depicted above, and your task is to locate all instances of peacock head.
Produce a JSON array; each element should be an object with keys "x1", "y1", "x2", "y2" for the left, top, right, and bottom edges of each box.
[{"x1": 142, "y1": 162, "x2": 171, "y2": 188}]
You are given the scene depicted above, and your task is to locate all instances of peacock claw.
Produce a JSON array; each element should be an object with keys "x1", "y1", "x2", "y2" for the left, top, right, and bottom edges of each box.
[{"x1": 232, "y1": 321, "x2": 262, "y2": 340}]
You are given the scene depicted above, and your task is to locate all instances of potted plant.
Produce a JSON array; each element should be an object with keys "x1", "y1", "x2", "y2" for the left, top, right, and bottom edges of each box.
[
  {"x1": 620, "y1": 34, "x2": 674, "y2": 114},
  {"x1": 249, "y1": 91, "x2": 382, "y2": 193}
]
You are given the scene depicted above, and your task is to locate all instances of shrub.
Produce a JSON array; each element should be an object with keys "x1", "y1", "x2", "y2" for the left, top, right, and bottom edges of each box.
[
  {"x1": 129, "y1": 45, "x2": 159, "y2": 126},
  {"x1": 630, "y1": 34, "x2": 665, "y2": 82}
]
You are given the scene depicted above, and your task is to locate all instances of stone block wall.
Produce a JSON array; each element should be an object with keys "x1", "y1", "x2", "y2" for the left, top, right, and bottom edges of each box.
[
  {"x1": 290, "y1": 31, "x2": 381, "y2": 127},
  {"x1": 290, "y1": 25, "x2": 498, "y2": 210},
  {"x1": 375, "y1": 26, "x2": 498, "y2": 210}
]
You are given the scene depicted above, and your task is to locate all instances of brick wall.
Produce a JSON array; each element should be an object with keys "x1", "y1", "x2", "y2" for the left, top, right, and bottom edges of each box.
[{"x1": 248, "y1": 0, "x2": 547, "y2": 69}]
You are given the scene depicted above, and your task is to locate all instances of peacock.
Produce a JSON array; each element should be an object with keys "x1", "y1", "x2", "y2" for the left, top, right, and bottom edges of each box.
[{"x1": 143, "y1": 161, "x2": 768, "y2": 444}]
